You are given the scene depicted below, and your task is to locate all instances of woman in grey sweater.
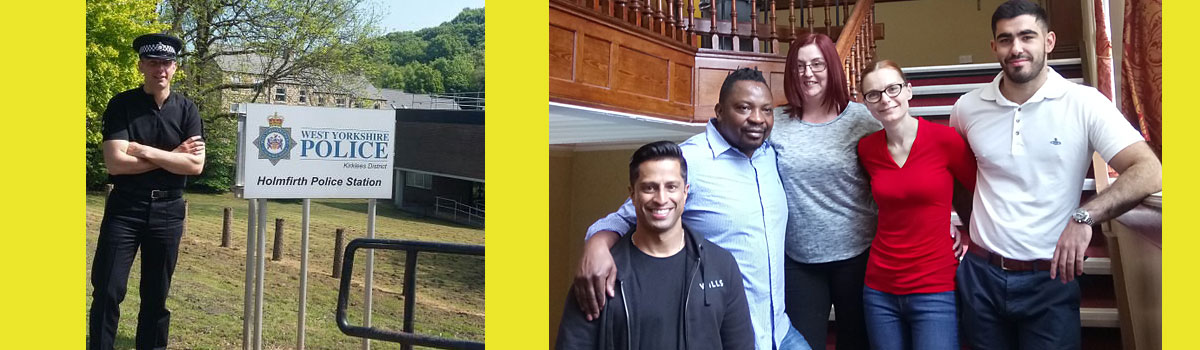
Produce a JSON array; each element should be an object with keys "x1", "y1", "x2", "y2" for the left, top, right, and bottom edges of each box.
[{"x1": 768, "y1": 33, "x2": 880, "y2": 350}]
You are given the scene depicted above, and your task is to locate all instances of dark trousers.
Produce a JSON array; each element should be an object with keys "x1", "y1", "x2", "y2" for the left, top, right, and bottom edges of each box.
[
  {"x1": 785, "y1": 251, "x2": 870, "y2": 350},
  {"x1": 88, "y1": 192, "x2": 185, "y2": 350},
  {"x1": 957, "y1": 252, "x2": 1081, "y2": 350}
]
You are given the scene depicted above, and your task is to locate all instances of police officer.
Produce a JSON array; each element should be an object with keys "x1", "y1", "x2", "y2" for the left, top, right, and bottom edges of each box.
[{"x1": 88, "y1": 33, "x2": 205, "y2": 350}]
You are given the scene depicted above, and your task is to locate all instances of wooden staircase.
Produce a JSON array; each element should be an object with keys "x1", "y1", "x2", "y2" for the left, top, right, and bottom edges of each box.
[{"x1": 550, "y1": 1, "x2": 1159, "y2": 348}]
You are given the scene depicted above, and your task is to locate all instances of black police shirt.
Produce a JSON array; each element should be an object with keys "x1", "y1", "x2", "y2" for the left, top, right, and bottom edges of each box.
[{"x1": 102, "y1": 86, "x2": 204, "y2": 190}]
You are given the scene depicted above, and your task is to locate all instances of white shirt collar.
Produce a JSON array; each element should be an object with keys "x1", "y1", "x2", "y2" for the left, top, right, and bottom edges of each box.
[{"x1": 979, "y1": 67, "x2": 1071, "y2": 106}]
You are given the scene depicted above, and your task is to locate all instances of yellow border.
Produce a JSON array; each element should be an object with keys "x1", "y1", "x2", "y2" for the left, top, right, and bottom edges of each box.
[
  {"x1": 1162, "y1": 1, "x2": 1186, "y2": 348},
  {"x1": 486, "y1": 2, "x2": 549, "y2": 349},
  {"x1": 0, "y1": 1, "x2": 85, "y2": 348}
]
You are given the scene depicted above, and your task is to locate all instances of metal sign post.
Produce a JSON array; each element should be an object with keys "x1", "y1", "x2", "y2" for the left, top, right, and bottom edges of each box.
[
  {"x1": 362, "y1": 199, "x2": 377, "y2": 350},
  {"x1": 242, "y1": 198, "x2": 256, "y2": 350},
  {"x1": 298, "y1": 198, "x2": 311, "y2": 350},
  {"x1": 255, "y1": 199, "x2": 267, "y2": 350}
]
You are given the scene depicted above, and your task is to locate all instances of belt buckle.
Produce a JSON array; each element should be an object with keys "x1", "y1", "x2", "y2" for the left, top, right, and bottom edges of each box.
[
  {"x1": 999, "y1": 257, "x2": 1012, "y2": 271},
  {"x1": 150, "y1": 190, "x2": 164, "y2": 199}
]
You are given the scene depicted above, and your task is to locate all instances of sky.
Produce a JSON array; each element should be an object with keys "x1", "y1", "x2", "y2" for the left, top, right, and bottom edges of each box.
[{"x1": 378, "y1": 0, "x2": 485, "y2": 33}]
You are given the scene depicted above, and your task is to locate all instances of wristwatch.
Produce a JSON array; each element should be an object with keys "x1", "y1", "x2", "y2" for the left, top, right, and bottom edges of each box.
[{"x1": 1071, "y1": 208, "x2": 1095, "y2": 226}]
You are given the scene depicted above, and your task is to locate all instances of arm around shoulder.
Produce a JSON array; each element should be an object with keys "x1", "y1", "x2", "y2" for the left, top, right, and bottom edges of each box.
[{"x1": 556, "y1": 289, "x2": 600, "y2": 349}]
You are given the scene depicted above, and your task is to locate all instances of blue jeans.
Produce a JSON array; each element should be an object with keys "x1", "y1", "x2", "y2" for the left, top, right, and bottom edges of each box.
[
  {"x1": 779, "y1": 324, "x2": 813, "y2": 350},
  {"x1": 862, "y1": 285, "x2": 958, "y2": 350},
  {"x1": 957, "y1": 251, "x2": 1081, "y2": 350}
]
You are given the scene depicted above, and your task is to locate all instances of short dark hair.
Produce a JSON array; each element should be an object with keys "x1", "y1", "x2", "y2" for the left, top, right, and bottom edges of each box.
[
  {"x1": 629, "y1": 141, "x2": 688, "y2": 186},
  {"x1": 991, "y1": 0, "x2": 1049, "y2": 34},
  {"x1": 718, "y1": 67, "x2": 768, "y2": 105}
]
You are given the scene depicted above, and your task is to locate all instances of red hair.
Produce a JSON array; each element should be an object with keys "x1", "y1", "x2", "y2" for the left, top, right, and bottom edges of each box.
[{"x1": 783, "y1": 33, "x2": 850, "y2": 119}]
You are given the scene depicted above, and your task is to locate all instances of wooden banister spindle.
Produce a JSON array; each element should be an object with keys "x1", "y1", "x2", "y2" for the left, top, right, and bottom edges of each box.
[
  {"x1": 711, "y1": 0, "x2": 719, "y2": 49},
  {"x1": 824, "y1": 0, "x2": 831, "y2": 35},
  {"x1": 843, "y1": 0, "x2": 850, "y2": 27},
  {"x1": 806, "y1": 0, "x2": 814, "y2": 31},
  {"x1": 843, "y1": 50, "x2": 852, "y2": 100},
  {"x1": 868, "y1": 6, "x2": 877, "y2": 62},
  {"x1": 615, "y1": 0, "x2": 629, "y2": 22},
  {"x1": 854, "y1": 30, "x2": 863, "y2": 100},
  {"x1": 654, "y1": 0, "x2": 665, "y2": 32},
  {"x1": 651, "y1": 0, "x2": 664, "y2": 35},
  {"x1": 731, "y1": 0, "x2": 740, "y2": 51},
  {"x1": 770, "y1": 0, "x2": 778, "y2": 53},
  {"x1": 630, "y1": 0, "x2": 642, "y2": 26},
  {"x1": 788, "y1": 0, "x2": 796, "y2": 39},
  {"x1": 750, "y1": 0, "x2": 759, "y2": 52},
  {"x1": 672, "y1": 0, "x2": 681, "y2": 40},
  {"x1": 686, "y1": 0, "x2": 695, "y2": 46}
]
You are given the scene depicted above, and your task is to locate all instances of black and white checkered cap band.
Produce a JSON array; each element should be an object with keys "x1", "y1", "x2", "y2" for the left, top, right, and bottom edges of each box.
[{"x1": 139, "y1": 42, "x2": 177, "y2": 56}]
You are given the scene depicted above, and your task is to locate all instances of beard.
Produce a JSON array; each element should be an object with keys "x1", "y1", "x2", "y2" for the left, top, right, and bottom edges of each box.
[{"x1": 1002, "y1": 53, "x2": 1046, "y2": 84}]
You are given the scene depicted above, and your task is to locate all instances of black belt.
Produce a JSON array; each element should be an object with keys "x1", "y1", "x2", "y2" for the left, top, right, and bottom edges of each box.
[
  {"x1": 968, "y1": 247, "x2": 1053, "y2": 272},
  {"x1": 112, "y1": 188, "x2": 183, "y2": 200}
]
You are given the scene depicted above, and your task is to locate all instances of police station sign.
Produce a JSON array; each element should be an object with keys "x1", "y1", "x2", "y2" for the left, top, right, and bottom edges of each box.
[{"x1": 240, "y1": 104, "x2": 395, "y2": 198}]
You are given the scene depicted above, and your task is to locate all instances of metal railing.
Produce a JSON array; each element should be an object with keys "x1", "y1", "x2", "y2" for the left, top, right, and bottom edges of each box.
[
  {"x1": 336, "y1": 238, "x2": 485, "y2": 350},
  {"x1": 407, "y1": 92, "x2": 485, "y2": 110},
  {"x1": 435, "y1": 197, "x2": 485, "y2": 227}
]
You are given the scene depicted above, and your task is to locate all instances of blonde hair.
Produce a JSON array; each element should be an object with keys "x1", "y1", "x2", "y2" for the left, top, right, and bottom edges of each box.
[{"x1": 859, "y1": 59, "x2": 908, "y2": 87}]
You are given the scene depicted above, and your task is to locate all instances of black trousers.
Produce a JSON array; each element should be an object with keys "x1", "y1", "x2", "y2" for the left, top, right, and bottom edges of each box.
[
  {"x1": 88, "y1": 191, "x2": 185, "y2": 350},
  {"x1": 785, "y1": 251, "x2": 870, "y2": 350}
]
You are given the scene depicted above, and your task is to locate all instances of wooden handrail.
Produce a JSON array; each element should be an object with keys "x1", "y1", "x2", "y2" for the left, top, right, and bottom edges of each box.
[{"x1": 835, "y1": 0, "x2": 873, "y2": 62}]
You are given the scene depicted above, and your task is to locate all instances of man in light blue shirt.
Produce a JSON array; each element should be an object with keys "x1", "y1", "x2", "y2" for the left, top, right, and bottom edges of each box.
[{"x1": 573, "y1": 68, "x2": 808, "y2": 350}]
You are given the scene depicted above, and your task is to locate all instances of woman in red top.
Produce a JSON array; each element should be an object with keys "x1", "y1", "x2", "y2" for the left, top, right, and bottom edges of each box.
[{"x1": 855, "y1": 60, "x2": 976, "y2": 350}]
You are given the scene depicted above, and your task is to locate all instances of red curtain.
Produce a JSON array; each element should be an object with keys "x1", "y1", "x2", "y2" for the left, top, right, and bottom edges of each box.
[
  {"x1": 1120, "y1": 0, "x2": 1162, "y2": 159},
  {"x1": 1093, "y1": 0, "x2": 1114, "y2": 101}
]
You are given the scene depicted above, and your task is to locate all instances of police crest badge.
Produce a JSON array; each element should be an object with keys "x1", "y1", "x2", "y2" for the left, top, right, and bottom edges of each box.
[{"x1": 253, "y1": 112, "x2": 297, "y2": 165}]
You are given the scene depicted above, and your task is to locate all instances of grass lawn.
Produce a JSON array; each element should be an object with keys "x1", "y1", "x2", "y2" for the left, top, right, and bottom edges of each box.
[{"x1": 86, "y1": 191, "x2": 484, "y2": 349}]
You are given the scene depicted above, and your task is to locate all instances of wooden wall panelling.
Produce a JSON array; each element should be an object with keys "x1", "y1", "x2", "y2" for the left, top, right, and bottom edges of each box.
[
  {"x1": 550, "y1": 2, "x2": 697, "y2": 121},
  {"x1": 550, "y1": 24, "x2": 577, "y2": 80},
  {"x1": 693, "y1": 50, "x2": 788, "y2": 122}
]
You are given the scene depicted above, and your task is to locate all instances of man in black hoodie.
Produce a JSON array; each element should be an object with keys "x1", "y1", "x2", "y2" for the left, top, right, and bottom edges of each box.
[{"x1": 556, "y1": 141, "x2": 754, "y2": 350}]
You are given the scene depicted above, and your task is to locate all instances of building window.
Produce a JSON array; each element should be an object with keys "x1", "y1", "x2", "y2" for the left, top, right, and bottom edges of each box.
[
  {"x1": 406, "y1": 172, "x2": 432, "y2": 189},
  {"x1": 374, "y1": 102, "x2": 380, "y2": 109},
  {"x1": 274, "y1": 87, "x2": 286, "y2": 102},
  {"x1": 299, "y1": 89, "x2": 307, "y2": 104},
  {"x1": 336, "y1": 97, "x2": 346, "y2": 107},
  {"x1": 318, "y1": 96, "x2": 326, "y2": 105}
]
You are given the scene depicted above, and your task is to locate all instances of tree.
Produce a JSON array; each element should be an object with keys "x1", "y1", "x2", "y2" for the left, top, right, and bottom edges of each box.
[
  {"x1": 431, "y1": 55, "x2": 475, "y2": 92},
  {"x1": 154, "y1": 0, "x2": 382, "y2": 191},
  {"x1": 386, "y1": 31, "x2": 428, "y2": 63},
  {"x1": 160, "y1": 0, "x2": 381, "y2": 105},
  {"x1": 86, "y1": 0, "x2": 168, "y2": 189},
  {"x1": 426, "y1": 32, "x2": 469, "y2": 59},
  {"x1": 399, "y1": 62, "x2": 444, "y2": 93},
  {"x1": 369, "y1": 7, "x2": 483, "y2": 94}
]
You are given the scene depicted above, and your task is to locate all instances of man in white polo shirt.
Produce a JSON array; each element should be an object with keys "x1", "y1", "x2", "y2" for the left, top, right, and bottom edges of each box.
[{"x1": 950, "y1": 1, "x2": 1162, "y2": 349}]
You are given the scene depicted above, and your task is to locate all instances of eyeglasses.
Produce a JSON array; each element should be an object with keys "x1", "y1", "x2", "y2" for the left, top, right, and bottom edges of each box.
[
  {"x1": 863, "y1": 83, "x2": 907, "y2": 103},
  {"x1": 797, "y1": 61, "x2": 827, "y2": 73}
]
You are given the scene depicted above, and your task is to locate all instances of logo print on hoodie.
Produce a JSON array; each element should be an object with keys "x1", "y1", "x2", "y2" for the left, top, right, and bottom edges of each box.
[{"x1": 699, "y1": 279, "x2": 725, "y2": 290}]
